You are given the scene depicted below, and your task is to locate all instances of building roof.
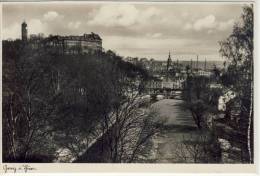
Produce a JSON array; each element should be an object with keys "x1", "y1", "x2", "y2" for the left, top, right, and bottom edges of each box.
[
  {"x1": 45, "y1": 32, "x2": 102, "y2": 42},
  {"x1": 64, "y1": 33, "x2": 102, "y2": 41}
]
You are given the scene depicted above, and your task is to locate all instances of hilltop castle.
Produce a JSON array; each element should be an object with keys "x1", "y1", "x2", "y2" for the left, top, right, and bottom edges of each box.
[{"x1": 21, "y1": 21, "x2": 102, "y2": 54}]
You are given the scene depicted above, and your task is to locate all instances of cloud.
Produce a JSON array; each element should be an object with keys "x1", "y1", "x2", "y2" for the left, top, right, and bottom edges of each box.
[
  {"x1": 217, "y1": 19, "x2": 235, "y2": 31},
  {"x1": 140, "y1": 7, "x2": 160, "y2": 22},
  {"x1": 151, "y1": 33, "x2": 162, "y2": 38},
  {"x1": 207, "y1": 29, "x2": 213, "y2": 34},
  {"x1": 88, "y1": 5, "x2": 160, "y2": 27},
  {"x1": 184, "y1": 15, "x2": 235, "y2": 33},
  {"x1": 184, "y1": 23, "x2": 192, "y2": 30},
  {"x1": 146, "y1": 33, "x2": 162, "y2": 38},
  {"x1": 27, "y1": 19, "x2": 47, "y2": 35},
  {"x1": 193, "y1": 15, "x2": 216, "y2": 31},
  {"x1": 43, "y1": 11, "x2": 62, "y2": 21},
  {"x1": 88, "y1": 5, "x2": 138, "y2": 27},
  {"x1": 3, "y1": 22, "x2": 20, "y2": 40},
  {"x1": 181, "y1": 12, "x2": 189, "y2": 18},
  {"x1": 68, "y1": 21, "x2": 81, "y2": 29}
]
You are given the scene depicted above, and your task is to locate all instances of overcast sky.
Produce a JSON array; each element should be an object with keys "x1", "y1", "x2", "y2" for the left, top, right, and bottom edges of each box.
[{"x1": 2, "y1": 2, "x2": 249, "y2": 61}]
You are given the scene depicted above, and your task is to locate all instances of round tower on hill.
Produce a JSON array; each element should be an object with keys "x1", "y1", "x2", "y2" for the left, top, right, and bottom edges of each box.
[{"x1": 21, "y1": 21, "x2": 28, "y2": 41}]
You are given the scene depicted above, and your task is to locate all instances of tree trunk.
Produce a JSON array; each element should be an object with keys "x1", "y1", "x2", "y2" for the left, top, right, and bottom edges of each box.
[{"x1": 247, "y1": 79, "x2": 253, "y2": 163}]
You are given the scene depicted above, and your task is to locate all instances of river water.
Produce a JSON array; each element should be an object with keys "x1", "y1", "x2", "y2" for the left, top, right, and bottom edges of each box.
[{"x1": 142, "y1": 98, "x2": 210, "y2": 163}]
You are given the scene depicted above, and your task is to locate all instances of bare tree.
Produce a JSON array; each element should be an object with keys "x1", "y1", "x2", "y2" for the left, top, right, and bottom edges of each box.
[
  {"x1": 100, "y1": 94, "x2": 162, "y2": 163},
  {"x1": 174, "y1": 134, "x2": 212, "y2": 163},
  {"x1": 3, "y1": 48, "x2": 59, "y2": 162}
]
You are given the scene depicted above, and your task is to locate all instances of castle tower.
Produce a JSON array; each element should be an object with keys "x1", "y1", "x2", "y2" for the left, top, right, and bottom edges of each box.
[{"x1": 21, "y1": 21, "x2": 28, "y2": 41}]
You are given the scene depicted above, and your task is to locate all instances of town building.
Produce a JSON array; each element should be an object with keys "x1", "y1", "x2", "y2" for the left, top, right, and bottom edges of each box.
[{"x1": 196, "y1": 70, "x2": 213, "y2": 77}]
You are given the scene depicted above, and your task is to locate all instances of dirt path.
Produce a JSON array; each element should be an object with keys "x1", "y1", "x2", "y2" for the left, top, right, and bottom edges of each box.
[{"x1": 144, "y1": 99, "x2": 209, "y2": 163}]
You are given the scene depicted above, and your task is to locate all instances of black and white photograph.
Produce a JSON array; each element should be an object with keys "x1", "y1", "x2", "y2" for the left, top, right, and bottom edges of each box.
[{"x1": 1, "y1": 1, "x2": 254, "y2": 168}]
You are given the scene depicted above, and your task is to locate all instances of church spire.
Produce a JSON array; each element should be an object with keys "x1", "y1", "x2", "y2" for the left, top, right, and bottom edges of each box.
[
  {"x1": 167, "y1": 51, "x2": 172, "y2": 71},
  {"x1": 166, "y1": 51, "x2": 172, "y2": 81}
]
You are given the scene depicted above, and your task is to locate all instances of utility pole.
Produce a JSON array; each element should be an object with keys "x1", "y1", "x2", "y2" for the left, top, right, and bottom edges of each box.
[
  {"x1": 204, "y1": 58, "x2": 207, "y2": 71},
  {"x1": 196, "y1": 55, "x2": 199, "y2": 71},
  {"x1": 190, "y1": 59, "x2": 193, "y2": 72}
]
